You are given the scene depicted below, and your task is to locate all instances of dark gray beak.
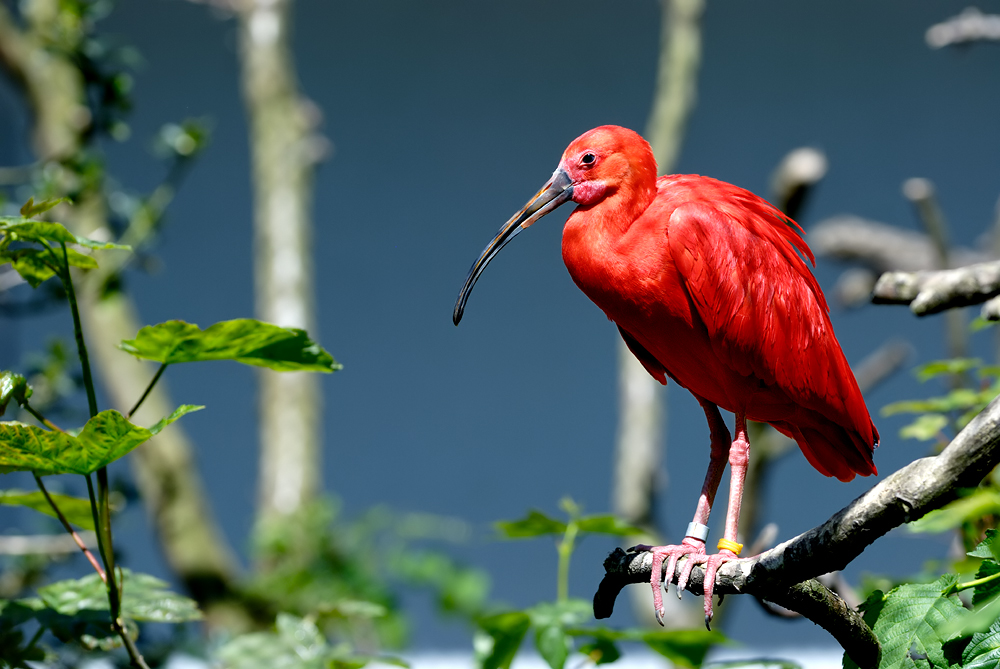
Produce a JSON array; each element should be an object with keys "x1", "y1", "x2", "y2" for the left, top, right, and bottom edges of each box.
[{"x1": 453, "y1": 168, "x2": 573, "y2": 325}]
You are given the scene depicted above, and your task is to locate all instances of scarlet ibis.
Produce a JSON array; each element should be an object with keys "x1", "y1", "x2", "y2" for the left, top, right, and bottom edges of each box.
[{"x1": 453, "y1": 125, "x2": 878, "y2": 626}]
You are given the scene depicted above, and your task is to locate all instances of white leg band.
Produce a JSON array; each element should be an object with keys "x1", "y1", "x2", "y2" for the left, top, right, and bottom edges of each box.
[{"x1": 685, "y1": 522, "x2": 709, "y2": 542}]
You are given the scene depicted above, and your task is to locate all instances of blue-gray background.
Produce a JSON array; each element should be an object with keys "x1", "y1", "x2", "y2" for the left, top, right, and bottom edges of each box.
[{"x1": 2, "y1": 0, "x2": 999, "y2": 652}]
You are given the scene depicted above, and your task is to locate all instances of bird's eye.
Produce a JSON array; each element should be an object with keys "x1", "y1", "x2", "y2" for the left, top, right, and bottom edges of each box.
[{"x1": 580, "y1": 152, "x2": 597, "y2": 167}]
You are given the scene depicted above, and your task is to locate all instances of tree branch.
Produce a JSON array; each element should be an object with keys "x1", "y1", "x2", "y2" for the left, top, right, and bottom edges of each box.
[
  {"x1": 596, "y1": 392, "x2": 1000, "y2": 666},
  {"x1": 926, "y1": 7, "x2": 1000, "y2": 48},
  {"x1": 235, "y1": 0, "x2": 325, "y2": 523},
  {"x1": 809, "y1": 216, "x2": 993, "y2": 274},
  {"x1": 872, "y1": 260, "x2": 1000, "y2": 316}
]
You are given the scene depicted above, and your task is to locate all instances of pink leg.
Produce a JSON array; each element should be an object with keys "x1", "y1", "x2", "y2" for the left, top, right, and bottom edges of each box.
[
  {"x1": 644, "y1": 398, "x2": 731, "y2": 624},
  {"x1": 699, "y1": 413, "x2": 750, "y2": 626}
]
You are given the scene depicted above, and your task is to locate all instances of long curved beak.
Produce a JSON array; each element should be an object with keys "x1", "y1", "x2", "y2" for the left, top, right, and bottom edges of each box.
[{"x1": 453, "y1": 168, "x2": 573, "y2": 325}]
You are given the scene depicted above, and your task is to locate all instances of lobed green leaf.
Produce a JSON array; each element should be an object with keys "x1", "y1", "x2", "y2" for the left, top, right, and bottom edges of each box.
[
  {"x1": 39, "y1": 569, "x2": 202, "y2": 622},
  {"x1": 0, "y1": 217, "x2": 130, "y2": 251},
  {"x1": 120, "y1": 319, "x2": 340, "y2": 372},
  {"x1": 864, "y1": 575, "x2": 968, "y2": 669},
  {"x1": 0, "y1": 405, "x2": 202, "y2": 475},
  {"x1": 0, "y1": 488, "x2": 94, "y2": 530}
]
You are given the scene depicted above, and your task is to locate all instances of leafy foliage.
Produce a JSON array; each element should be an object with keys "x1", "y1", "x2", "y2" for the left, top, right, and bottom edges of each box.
[
  {"x1": 882, "y1": 358, "x2": 1000, "y2": 441},
  {"x1": 863, "y1": 576, "x2": 968, "y2": 668},
  {"x1": 480, "y1": 501, "x2": 726, "y2": 669},
  {"x1": 854, "y1": 532, "x2": 1000, "y2": 668},
  {"x1": 39, "y1": 569, "x2": 202, "y2": 622},
  {"x1": 0, "y1": 488, "x2": 95, "y2": 530},
  {"x1": 214, "y1": 613, "x2": 405, "y2": 669},
  {"x1": 119, "y1": 319, "x2": 341, "y2": 372},
  {"x1": 963, "y1": 617, "x2": 1000, "y2": 669},
  {"x1": 0, "y1": 405, "x2": 201, "y2": 475}
]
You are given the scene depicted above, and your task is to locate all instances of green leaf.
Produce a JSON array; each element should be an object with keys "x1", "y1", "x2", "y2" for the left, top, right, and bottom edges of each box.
[
  {"x1": 971, "y1": 317, "x2": 997, "y2": 332},
  {"x1": 0, "y1": 246, "x2": 98, "y2": 287},
  {"x1": 119, "y1": 319, "x2": 340, "y2": 372},
  {"x1": 866, "y1": 575, "x2": 968, "y2": 669},
  {"x1": 0, "y1": 405, "x2": 202, "y2": 475},
  {"x1": 577, "y1": 637, "x2": 620, "y2": 665},
  {"x1": 973, "y1": 561, "x2": 1000, "y2": 608},
  {"x1": 0, "y1": 371, "x2": 30, "y2": 416},
  {"x1": 639, "y1": 629, "x2": 727, "y2": 669},
  {"x1": 899, "y1": 414, "x2": 948, "y2": 441},
  {"x1": 915, "y1": 358, "x2": 983, "y2": 382},
  {"x1": 963, "y1": 616, "x2": 1000, "y2": 669},
  {"x1": 969, "y1": 529, "x2": 1000, "y2": 560},
  {"x1": 474, "y1": 611, "x2": 531, "y2": 669},
  {"x1": 574, "y1": 514, "x2": 646, "y2": 537},
  {"x1": 496, "y1": 510, "x2": 567, "y2": 538},
  {"x1": 908, "y1": 490, "x2": 1000, "y2": 534},
  {"x1": 0, "y1": 217, "x2": 130, "y2": 251},
  {"x1": 20, "y1": 196, "x2": 70, "y2": 218},
  {"x1": 882, "y1": 388, "x2": 988, "y2": 416},
  {"x1": 0, "y1": 488, "x2": 94, "y2": 530},
  {"x1": 39, "y1": 569, "x2": 202, "y2": 622},
  {"x1": 216, "y1": 614, "x2": 367, "y2": 669},
  {"x1": 535, "y1": 624, "x2": 571, "y2": 669}
]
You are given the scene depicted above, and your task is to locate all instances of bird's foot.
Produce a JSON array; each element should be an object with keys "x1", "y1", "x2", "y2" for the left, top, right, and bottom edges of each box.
[{"x1": 629, "y1": 540, "x2": 739, "y2": 629}]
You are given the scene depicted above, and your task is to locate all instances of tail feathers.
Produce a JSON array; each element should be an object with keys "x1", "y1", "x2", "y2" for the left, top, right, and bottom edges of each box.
[{"x1": 770, "y1": 419, "x2": 878, "y2": 483}]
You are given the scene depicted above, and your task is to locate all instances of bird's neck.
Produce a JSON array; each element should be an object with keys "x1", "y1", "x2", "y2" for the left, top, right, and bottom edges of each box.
[{"x1": 560, "y1": 180, "x2": 657, "y2": 307}]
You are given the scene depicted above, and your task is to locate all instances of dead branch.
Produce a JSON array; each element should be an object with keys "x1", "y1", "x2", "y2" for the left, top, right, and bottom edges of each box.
[
  {"x1": 926, "y1": 7, "x2": 1000, "y2": 48},
  {"x1": 872, "y1": 260, "x2": 1000, "y2": 316},
  {"x1": 810, "y1": 216, "x2": 992, "y2": 274}
]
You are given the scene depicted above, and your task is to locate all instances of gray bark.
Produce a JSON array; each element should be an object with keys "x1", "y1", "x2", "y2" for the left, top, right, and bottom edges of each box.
[{"x1": 235, "y1": 0, "x2": 325, "y2": 520}]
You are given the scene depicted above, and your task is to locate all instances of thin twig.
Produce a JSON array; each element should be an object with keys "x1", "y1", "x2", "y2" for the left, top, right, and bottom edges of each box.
[
  {"x1": 32, "y1": 474, "x2": 105, "y2": 580},
  {"x1": 128, "y1": 363, "x2": 168, "y2": 418},
  {"x1": 22, "y1": 401, "x2": 64, "y2": 433},
  {"x1": 59, "y1": 242, "x2": 99, "y2": 419}
]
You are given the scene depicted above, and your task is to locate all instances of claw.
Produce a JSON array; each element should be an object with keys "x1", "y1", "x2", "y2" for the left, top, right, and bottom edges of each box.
[{"x1": 643, "y1": 542, "x2": 740, "y2": 626}]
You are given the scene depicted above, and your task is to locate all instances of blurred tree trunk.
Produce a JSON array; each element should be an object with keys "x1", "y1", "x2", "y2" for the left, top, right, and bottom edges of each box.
[
  {"x1": 235, "y1": 0, "x2": 325, "y2": 521},
  {"x1": 615, "y1": 0, "x2": 703, "y2": 536},
  {"x1": 0, "y1": 0, "x2": 241, "y2": 624},
  {"x1": 613, "y1": 0, "x2": 704, "y2": 628}
]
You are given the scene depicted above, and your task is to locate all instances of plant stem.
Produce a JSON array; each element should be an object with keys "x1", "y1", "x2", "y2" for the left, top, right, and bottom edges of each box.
[
  {"x1": 556, "y1": 521, "x2": 578, "y2": 603},
  {"x1": 59, "y1": 242, "x2": 98, "y2": 419},
  {"x1": 33, "y1": 473, "x2": 105, "y2": 580},
  {"x1": 22, "y1": 401, "x2": 63, "y2": 432},
  {"x1": 949, "y1": 569, "x2": 1000, "y2": 595},
  {"x1": 128, "y1": 363, "x2": 168, "y2": 418}
]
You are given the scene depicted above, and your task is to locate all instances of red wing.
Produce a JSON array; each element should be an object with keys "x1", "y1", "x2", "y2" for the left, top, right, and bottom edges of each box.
[
  {"x1": 618, "y1": 325, "x2": 670, "y2": 385},
  {"x1": 664, "y1": 198, "x2": 877, "y2": 477}
]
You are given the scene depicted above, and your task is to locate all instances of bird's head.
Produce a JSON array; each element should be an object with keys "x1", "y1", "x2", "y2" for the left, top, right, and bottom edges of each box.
[{"x1": 453, "y1": 125, "x2": 656, "y2": 325}]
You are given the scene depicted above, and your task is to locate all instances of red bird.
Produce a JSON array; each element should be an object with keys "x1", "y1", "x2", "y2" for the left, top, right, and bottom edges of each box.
[{"x1": 453, "y1": 125, "x2": 878, "y2": 625}]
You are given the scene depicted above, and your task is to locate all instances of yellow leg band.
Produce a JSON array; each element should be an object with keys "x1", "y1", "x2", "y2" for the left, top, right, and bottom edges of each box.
[{"x1": 717, "y1": 538, "x2": 743, "y2": 555}]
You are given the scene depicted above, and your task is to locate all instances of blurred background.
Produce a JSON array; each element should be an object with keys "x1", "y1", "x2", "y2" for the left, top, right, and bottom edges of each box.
[{"x1": 1, "y1": 0, "x2": 999, "y2": 663}]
